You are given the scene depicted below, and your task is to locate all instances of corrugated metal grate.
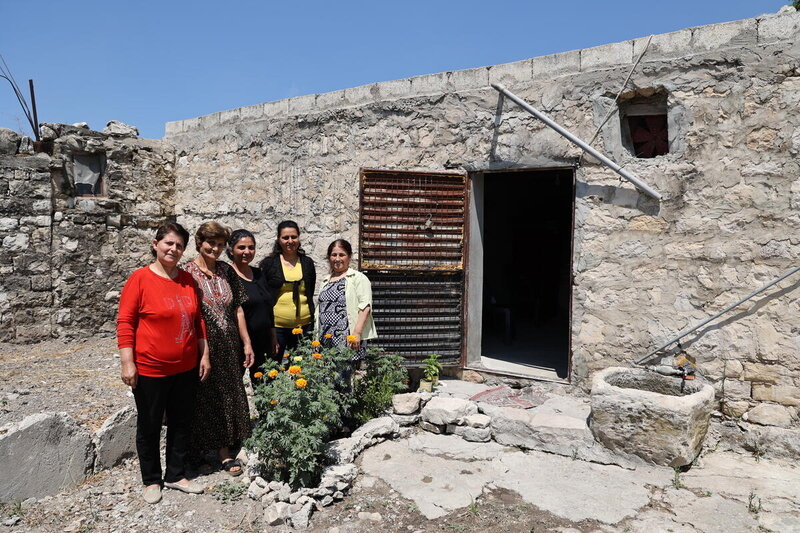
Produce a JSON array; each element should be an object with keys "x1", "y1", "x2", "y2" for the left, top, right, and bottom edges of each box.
[{"x1": 360, "y1": 169, "x2": 467, "y2": 365}]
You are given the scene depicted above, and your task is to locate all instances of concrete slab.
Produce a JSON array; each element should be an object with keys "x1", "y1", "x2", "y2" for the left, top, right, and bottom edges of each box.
[
  {"x1": 662, "y1": 489, "x2": 760, "y2": 533},
  {"x1": 434, "y1": 379, "x2": 492, "y2": 399},
  {"x1": 406, "y1": 432, "x2": 511, "y2": 461}
]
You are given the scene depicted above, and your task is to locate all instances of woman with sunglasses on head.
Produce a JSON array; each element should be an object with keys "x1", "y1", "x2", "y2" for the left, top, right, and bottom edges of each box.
[
  {"x1": 183, "y1": 221, "x2": 253, "y2": 477},
  {"x1": 258, "y1": 220, "x2": 316, "y2": 358}
]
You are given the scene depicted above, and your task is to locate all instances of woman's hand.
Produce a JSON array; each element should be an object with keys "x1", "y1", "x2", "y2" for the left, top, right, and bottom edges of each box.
[
  {"x1": 348, "y1": 333, "x2": 361, "y2": 351},
  {"x1": 243, "y1": 344, "x2": 255, "y2": 368},
  {"x1": 120, "y1": 359, "x2": 138, "y2": 388},
  {"x1": 199, "y1": 354, "x2": 211, "y2": 381}
]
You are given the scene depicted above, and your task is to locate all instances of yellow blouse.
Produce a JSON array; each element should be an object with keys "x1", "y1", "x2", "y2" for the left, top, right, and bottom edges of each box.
[{"x1": 274, "y1": 260, "x2": 311, "y2": 328}]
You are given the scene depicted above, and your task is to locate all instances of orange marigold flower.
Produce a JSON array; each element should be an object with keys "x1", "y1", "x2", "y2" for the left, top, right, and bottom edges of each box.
[
  {"x1": 311, "y1": 340, "x2": 321, "y2": 347},
  {"x1": 269, "y1": 399, "x2": 278, "y2": 405},
  {"x1": 324, "y1": 333, "x2": 333, "y2": 339},
  {"x1": 295, "y1": 378, "x2": 308, "y2": 388},
  {"x1": 313, "y1": 353, "x2": 322, "y2": 360},
  {"x1": 288, "y1": 365, "x2": 302, "y2": 375},
  {"x1": 253, "y1": 372, "x2": 264, "y2": 379},
  {"x1": 346, "y1": 335, "x2": 357, "y2": 343},
  {"x1": 267, "y1": 369, "x2": 279, "y2": 379},
  {"x1": 292, "y1": 327, "x2": 303, "y2": 335}
]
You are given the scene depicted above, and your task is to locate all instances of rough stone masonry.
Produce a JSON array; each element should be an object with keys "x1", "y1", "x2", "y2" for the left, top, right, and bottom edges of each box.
[{"x1": 1, "y1": 11, "x2": 799, "y2": 432}]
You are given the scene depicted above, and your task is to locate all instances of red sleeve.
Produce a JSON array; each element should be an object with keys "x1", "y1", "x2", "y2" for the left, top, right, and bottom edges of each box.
[{"x1": 117, "y1": 270, "x2": 141, "y2": 349}]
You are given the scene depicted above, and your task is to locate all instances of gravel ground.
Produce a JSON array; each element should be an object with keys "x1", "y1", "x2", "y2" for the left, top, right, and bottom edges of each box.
[{"x1": 0, "y1": 338, "x2": 587, "y2": 533}]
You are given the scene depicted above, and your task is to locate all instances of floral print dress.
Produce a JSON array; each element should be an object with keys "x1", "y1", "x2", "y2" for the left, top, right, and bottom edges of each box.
[
  {"x1": 318, "y1": 277, "x2": 366, "y2": 361},
  {"x1": 183, "y1": 261, "x2": 252, "y2": 453}
]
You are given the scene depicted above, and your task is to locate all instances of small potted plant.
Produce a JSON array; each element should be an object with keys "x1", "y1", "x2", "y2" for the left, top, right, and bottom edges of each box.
[{"x1": 419, "y1": 353, "x2": 443, "y2": 392}]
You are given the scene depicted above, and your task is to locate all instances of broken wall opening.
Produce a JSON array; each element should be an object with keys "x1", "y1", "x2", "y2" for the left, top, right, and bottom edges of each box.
[{"x1": 618, "y1": 88, "x2": 669, "y2": 158}]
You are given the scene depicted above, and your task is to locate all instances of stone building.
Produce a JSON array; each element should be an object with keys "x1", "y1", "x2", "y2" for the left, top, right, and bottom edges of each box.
[{"x1": 1, "y1": 11, "x2": 799, "y2": 426}]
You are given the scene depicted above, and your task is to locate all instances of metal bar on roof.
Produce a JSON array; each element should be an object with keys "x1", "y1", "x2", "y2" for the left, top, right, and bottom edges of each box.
[{"x1": 491, "y1": 83, "x2": 663, "y2": 201}]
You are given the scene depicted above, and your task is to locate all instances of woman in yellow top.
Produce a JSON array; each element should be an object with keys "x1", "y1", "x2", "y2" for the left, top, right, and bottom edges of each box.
[{"x1": 258, "y1": 220, "x2": 316, "y2": 358}]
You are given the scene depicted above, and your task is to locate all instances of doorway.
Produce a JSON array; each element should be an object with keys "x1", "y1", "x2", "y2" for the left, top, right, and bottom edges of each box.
[{"x1": 477, "y1": 168, "x2": 574, "y2": 379}]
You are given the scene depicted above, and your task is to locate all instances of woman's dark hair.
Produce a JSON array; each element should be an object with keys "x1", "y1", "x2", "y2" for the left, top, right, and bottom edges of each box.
[
  {"x1": 270, "y1": 220, "x2": 306, "y2": 256},
  {"x1": 151, "y1": 221, "x2": 190, "y2": 257},
  {"x1": 194, "y1": 221, "x2": 231, "y2": 252},
  {"x1": 326, "y1": 239, "x2": 353, "y2": 273},
  {"x1": 226, "y1": 229, "x2": 256, "y2": 260}
]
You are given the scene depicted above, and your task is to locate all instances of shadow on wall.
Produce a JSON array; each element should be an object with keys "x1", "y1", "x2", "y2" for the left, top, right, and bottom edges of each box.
[
  {"x1": 576, "y1": 181, "x2": 660, "y2": 216},
  {"x1": 679, "y1": 278, "x2": 800, "y2": 354}
]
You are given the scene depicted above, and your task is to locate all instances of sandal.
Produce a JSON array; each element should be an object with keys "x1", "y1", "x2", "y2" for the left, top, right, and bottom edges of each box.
[{"x1": 221, "y1": 458, "x2": 243, "y2": 477}]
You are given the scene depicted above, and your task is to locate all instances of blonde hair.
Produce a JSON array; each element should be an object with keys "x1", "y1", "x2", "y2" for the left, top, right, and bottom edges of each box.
[{"x1": 194, "y1": 221, "x2": 231, "y2": 251}]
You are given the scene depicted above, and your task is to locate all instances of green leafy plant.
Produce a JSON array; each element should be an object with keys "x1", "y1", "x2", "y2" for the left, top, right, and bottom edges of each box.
[
  {"x1": 422, "y1": 353, "x2": 443, "y2": 382},
  {"x1": 351, "y1": 348, "x2": 408, "y2": 423},
  {"x1": 747, "y1": 491, "x2": 762, "y2": 514},
  {"x1": 211, "y1": 481, "x2": 246, "y2": 504},
  {"x1": 792, "y1": 1, "x2": 799, "y2": 11},
  {"x1": 247, "y1": 336, "x2": 354, "y2": 488},
  {"x1": 672, "y1": 467, "x2": 684, "y2": 490}
]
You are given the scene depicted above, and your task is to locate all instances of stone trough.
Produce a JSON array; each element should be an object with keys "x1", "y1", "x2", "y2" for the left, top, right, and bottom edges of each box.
[{"x1": 589, "y1": 367, "x2": 715, "y2": 467}]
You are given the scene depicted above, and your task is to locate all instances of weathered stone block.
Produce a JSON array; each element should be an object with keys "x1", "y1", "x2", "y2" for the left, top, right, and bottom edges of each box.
[
  {"x1": 743, "y1": 403, "x2": 796, "y2": 427},
  {"x1": 377, "y1": 78, "x2": 411, "y2": 100},
  {"x1": 488, "y1": 59, "x2": 533, "y2": 87},
  {"x1": 581, "y1": 41, "x2": 632, "y2": 71},
  {"x1": 288, "y1": 94, "x2": 317, "y2": 116},
  {"x1": 691, "y1": 18, "x2": 756, "y2": 52},
  {"x1": 0, "y1": 412, "x2": 95, "y2": 502},
  {"x1": 409, "y1": 72, "x2": 448, "y2": 96},
  {"x1": 390, "y1": 413, "x2": 420, "y2": 426},
  {"x1": 590, "y1": 367, "x2": 715, "y2": 467},
  {"x1": 263, "y1": 99, "x2": 289, "y2": 118},
  {"x1": 94, "y1": 405, "x2": 136, "y2": 470},
  {"x1": 316, "y1": 89, "x2": 346, "y2": 111},
  {"x1": 752, "y1": 384, "x2": 800, "y2": 406},
  {"x1": 392, "y1": 393, "x2": 422, "y2": 415},
  {"x1": 351, "y1": 416, "x2": 397, "y2": 440},
  {"x1": 757, "y1": 11, "x2": 800, "y2": 44},
  {"x1": 452, "y1": 425, "x2": 492, "y2": 443},
  {"x1": 420, "y1": 397, "x2": 478, "y2": 426},
  {"x1": 530, "y1": 50, "x2": 580, "y2": 79},
  {"x1": 449, "y1": 67, "x2": 488, "y2": 93},
  {"x1": 264, "y1": 501, "x2": 291, "y2": 526},
  {"x1": 741, "y1": 363, "x2": 787, "y2": 384},
  {"x1": 633, "y1": 29, "x2": 692, "y2": 60}
]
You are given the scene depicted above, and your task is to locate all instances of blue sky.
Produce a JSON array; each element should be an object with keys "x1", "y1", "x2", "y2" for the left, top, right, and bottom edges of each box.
[{"x1": 0, "y1": 1, "x2": 790, "y2": 139}]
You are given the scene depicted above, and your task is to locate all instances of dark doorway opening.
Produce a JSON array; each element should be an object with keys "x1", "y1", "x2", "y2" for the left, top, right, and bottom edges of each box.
[{"x1": 481, "y1": 168, "x2": 574, "y2": 379}]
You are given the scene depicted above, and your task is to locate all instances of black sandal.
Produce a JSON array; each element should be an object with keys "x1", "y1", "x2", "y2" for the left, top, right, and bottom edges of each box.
[{"x1": 221, "y1": 458, "x2": 243, "y2": 477}]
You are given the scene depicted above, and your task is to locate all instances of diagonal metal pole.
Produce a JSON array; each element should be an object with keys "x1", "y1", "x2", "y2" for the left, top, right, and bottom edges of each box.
[
  {"x1": 636, "y1": 265, "x2": 800, "y2": 365},
  {"x1": 491, "y1": 83, "x2": 662, "y2": 201}
]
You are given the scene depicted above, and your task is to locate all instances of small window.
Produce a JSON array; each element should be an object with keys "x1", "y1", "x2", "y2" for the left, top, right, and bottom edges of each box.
[
  {"x1": 73, "y1": 153, "x2": 107, "y2": 196},
  {"x1": 619, "y1": 90, "x2": 669, "y2": 158}
]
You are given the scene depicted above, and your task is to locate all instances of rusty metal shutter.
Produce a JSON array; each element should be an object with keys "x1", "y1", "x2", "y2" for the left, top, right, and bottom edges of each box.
[{"x1": 359, "y1": 169, "x2": 468, "y2": 365}]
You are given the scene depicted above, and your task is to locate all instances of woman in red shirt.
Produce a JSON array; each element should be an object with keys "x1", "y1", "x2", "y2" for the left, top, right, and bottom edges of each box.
[{"x1": 117, "y1": 222, "x2": 211, "y2": 504}]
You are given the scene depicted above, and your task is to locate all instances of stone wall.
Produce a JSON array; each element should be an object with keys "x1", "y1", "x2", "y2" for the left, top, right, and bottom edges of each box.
[
  {"x1": 0, "y1": 124, "x2": 176, "y2": 342},
  {"x1": 163, "y1": 10, "x2": 800, "y2": 421}
]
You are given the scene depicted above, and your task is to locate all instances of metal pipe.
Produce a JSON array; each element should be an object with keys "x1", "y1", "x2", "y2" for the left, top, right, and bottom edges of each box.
[
  {"x1": 491, "y1": 83, "x2": 662, "y2": 201},
  {"x1": 636, "y1": 265, "x2": 800, "y2": 365},
  {"x1": 29, "y1": 79, "x2": 40, "y2": 142}
]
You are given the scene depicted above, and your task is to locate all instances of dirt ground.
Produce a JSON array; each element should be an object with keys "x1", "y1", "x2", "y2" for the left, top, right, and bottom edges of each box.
[{"x1": 0, "y1": 338, "x2": 593, "y2": 533}]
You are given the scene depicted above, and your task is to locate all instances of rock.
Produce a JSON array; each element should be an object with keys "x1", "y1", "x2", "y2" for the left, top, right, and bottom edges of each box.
[
  {"x1": 464, "y1": 414, "x2": 491, "y2": 429},
  {"x1": 335, "y1": 481, "x2": 348, "y2": 491},
  {"x1": 319, "y1": 463, "x2": 358, "y2": 490},
  {"x1": 253, "y1": 476, "x2": 268, "y2": 488},
  {"x1": 325, "y1": 435, "x2": 369, "y2": 464},
  {"x1": 264, "y1": 501, "x2": 291, "y2": 526},
  {"x1": 352, "y1": 416, "x2": 398, "y2": 439},
  {"x1": 333, "y1": 490, "x2": 344, "y2": 499},
  {"x1": 452, "y1": 425, "x2": 492, "y2": 442},
  {"x1": 291, "y1": 501, "x2": 314, "y2": 529},
  {"x1": 357, "y1": 512, "x2": 382, "y2": 521},
  {"x1": 17, "y1": 135, "x2": 33, "y2": 154},
  {"x1": 248, "y1": 480, "x2": 268, "y2": 500},
  {"x1": 71, "y1": 122, "x2": 90, "y2": 129},
  {"x1": 39, "y1": 123, "x2": 58, "y2": 140},
  {"x1": 94, "y1": 406, "x2": 136, "y2": 470},
  {"x1": 3, "y1": 516, "x2": 20, "y2": 526},
  {"x1": 103, "y1": 120, "x2": 139, "y2": 137},
  {"x1": 419, "y1": 421, "x2": 446, "y2": 434},
  {"x1": 459, "y1": 369, "x2": 485, "y2": 383},
  {"x1": 0, "y1": 128, "x2": 20, "y2": 154},
  {"x1": 278, "y1": 482, "x2": 292, "y2": 502},
  {"x1": 590, "y1": 367, "x2": 715, "y2": 467},
  {"x1": 268, "y1": 480, "x2": 284, "y2": 492},
  {"x1": 319, "y1": 495, "x2": 334, "y2": 507},
  {"x1": 392, "y1": 393, "x2": 422, "y2": 414},
  {"x1": 420, "y1": 397, "x2": 478, "y2": 426},
  {"x1": 751, "y1": 384, "x2": 800, "y2": 406},
  {"x1": 743, "y1": 403, "x2": 795, "y2": 427},
  {"x1": 391, "y1": 413, "x2": 420, "y2": 426},
  {"x1": 486, "y1": 396, "x2": 634, "y2": 467},
  {"x1": 0, "y1": 412, "x2": 95, "y2": 502},
  {"x1": 289, "y1": 490, "x2": 301, "y2": 504},
  {"x1": 261, "y1": 491, "x2": 278, "y2": 504},
  {"x1": 722, "y1": 400, "x2": 751, "y2": 418}
]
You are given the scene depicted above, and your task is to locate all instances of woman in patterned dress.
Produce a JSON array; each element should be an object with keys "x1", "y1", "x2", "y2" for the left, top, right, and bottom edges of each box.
[
  {"x1": 316, "y1": 239, "x2": 377, "y2": 375},
  {"x1": 183, "y1": 221, "x2": 254, "y2": 476}
]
